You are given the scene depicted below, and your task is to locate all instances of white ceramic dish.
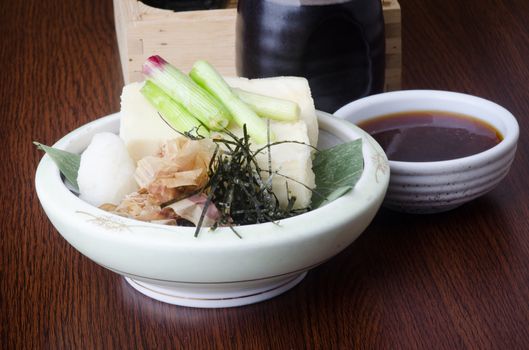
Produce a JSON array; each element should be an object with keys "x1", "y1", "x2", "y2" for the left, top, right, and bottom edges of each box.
[
  {"x1": 35, "y1": 111, "x2": 389, "y2": 308},
  {"x1": 334, "y1": 90, "x2": 519, "y2": 214}
]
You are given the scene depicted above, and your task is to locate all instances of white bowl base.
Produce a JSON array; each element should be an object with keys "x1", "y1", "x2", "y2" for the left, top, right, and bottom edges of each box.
[{"x1": 124, "y1": 272, "x2": 307, "y2": 308}]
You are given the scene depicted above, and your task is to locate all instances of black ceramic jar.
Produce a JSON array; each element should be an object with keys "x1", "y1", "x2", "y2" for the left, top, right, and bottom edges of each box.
[{"x1": 236, "y1": 0, "x2": 385, "y2": 113}]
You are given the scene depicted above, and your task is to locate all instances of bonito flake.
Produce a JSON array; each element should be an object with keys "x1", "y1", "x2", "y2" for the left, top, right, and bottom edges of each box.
[
  {"x1": 108, "y1": 137, "x2": 217, "y2": 224},
  {"x1": 135, "y1": 137, "x2": 215, "y2": 203},
  {"x1": 110, "y1": 189, "x2": 174, "y2": 222}
]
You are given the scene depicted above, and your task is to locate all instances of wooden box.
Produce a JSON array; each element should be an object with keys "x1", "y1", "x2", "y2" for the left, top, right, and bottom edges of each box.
[{"x1": 114, "y1": 0, "x2": 401, "y2": 90}]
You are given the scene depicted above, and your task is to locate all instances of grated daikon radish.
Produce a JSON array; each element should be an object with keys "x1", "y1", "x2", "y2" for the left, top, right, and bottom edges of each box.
[{"x1": 78, "y1": 132, "x2": 138, "y2": 206}]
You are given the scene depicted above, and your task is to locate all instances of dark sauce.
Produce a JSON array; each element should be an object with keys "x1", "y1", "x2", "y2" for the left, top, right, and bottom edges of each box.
[
  {"x1": 236, "y1": 0, "x2": 385, "y2": 113},
  {"x1": 358, "y1": 111, "x2": 503, "y2": 162}
]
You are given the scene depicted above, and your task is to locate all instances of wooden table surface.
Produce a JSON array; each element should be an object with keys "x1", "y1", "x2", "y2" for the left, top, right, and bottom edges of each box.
[{"x1": 2, "y1": 0, "x2": 529, "y2": 348}]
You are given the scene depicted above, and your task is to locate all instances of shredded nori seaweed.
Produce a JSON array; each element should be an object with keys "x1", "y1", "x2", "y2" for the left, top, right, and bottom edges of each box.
[{"x1": 194, "y1": 126, "x2": 310, "y2": 237}]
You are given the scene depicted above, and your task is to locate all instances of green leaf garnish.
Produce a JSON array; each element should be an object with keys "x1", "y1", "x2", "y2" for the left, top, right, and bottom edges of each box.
[
  {"x1": 34, "y1": 142, "x2": 80, "y2": 192},
  {"x1": 311, "y1": 139, "x2": 364, "y2": 208}
]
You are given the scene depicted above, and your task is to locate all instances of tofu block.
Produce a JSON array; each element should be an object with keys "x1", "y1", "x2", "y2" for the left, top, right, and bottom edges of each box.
[
  {"x1": 224, "y1": 76, "x2": 318, "y2": 147},
  {"x1": 119, "y1": 82, "x2": 182, "y2": 162},
  {"x1": 256, "y1": 120, "x2": 314, "y2": 210},
  {"x1": 225, "y1": 76, "x2": 317, "y2": 209},
  {"x1": 120, "y1": 76, "x2": 318, "y2": 209}
]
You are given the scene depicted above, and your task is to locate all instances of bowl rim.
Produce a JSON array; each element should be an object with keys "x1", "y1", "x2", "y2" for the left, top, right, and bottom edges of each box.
[
  {"x1": 334, "y1": 89, "x2": 520, "y2": 173},
  {"x1": 35, "y1": 111, "x2": 389, "y2": 248}
]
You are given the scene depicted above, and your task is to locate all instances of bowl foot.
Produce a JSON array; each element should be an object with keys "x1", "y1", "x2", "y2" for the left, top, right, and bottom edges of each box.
[{"x1": 124, "y1": 272, "x2": 307, "y2": 308}]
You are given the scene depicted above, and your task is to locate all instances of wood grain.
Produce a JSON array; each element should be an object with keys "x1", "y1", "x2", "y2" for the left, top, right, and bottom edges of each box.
[{"x1": 1, "y1": 0, "x2": 529, "y2": 348}]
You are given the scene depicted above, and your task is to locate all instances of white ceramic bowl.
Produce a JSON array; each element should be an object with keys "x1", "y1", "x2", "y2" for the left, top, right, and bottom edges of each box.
[
  {"x1": 335, "y1": 90, "x2": 519, "y2": 214},
  {"x1": 35, "y1": 111, "x2": 389, "y2": 308}
]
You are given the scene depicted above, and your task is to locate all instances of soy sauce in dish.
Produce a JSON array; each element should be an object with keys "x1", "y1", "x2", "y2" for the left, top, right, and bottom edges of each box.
[{"x1": 358, "y1": 111, "x2": 503, "y2": 162}]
